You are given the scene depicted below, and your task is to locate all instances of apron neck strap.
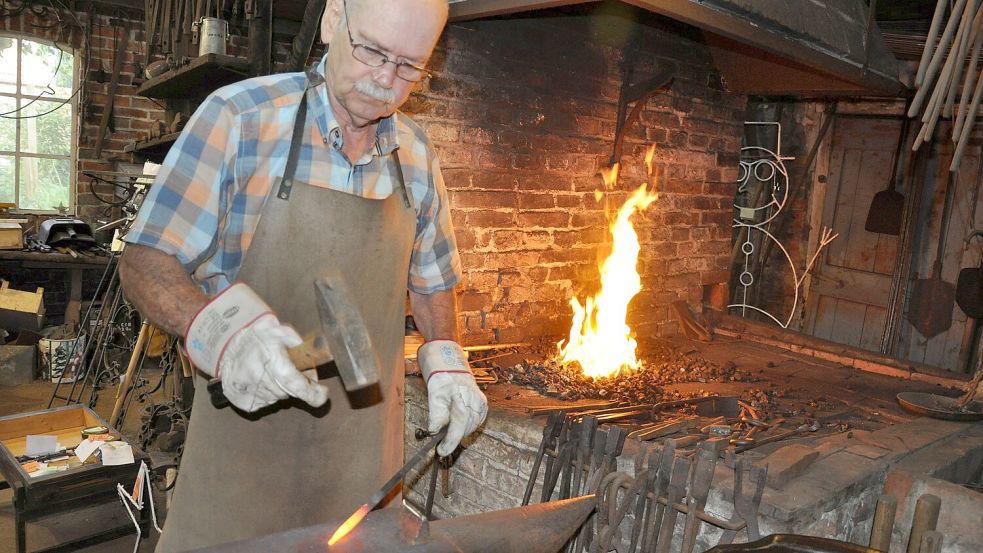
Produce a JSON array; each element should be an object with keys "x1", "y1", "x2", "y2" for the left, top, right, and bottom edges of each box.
[
  {"x1": 275, "y1": 72, "x2": 410, "y2": 206},
  {"x1": 275, "y1": 91, "x2": 310, "y2": 201}
]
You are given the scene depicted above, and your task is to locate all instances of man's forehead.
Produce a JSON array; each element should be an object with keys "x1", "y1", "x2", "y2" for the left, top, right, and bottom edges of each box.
[{"x1": 348, "y1": 0, "x2": 446, "y2": 55}]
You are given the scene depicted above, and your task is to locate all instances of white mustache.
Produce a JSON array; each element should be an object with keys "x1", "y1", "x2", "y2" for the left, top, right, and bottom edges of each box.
[{"x1": 354, "y1": 80, "x2": 395, "y2": 104}]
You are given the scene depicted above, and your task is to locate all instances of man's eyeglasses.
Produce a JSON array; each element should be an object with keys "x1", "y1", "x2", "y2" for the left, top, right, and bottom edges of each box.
[{"x1": 342, "y1": 0, "x2": 430, "y2": 82}]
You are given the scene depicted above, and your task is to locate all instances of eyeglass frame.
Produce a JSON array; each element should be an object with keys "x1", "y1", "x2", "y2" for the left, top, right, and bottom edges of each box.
[{"x1": 341, "y1": 0, "x2": 431, "y2": 82}]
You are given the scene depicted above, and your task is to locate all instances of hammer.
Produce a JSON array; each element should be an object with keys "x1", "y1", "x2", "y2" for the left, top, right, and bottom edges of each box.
[{"x1": 207, "y1": 271, "x2": 379, "y2": 408}]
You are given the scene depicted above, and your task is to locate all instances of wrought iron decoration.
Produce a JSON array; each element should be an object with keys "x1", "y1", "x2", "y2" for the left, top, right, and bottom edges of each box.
[{"x1": 730, "y1": 122, "x2": 837, "y2": 328}]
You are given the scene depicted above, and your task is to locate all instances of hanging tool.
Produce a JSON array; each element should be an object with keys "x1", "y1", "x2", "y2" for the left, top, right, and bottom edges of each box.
[
  {"x1": 957, "y1": 230, "x2": 983, "y2": 318},
  {"x1": 609, "y1": 63, "x2": 674, "y2": 166},
  {"x1": 328, "y1": 426, "x2": 447, "y2": 546},
  {"x1": 207, "y1": 271, "x2": 379, "y2": 408},
  {"x1": 94, "y1": 23, "x2": 130, "y2": 158},
  {"x1": 908, "y1": 166, "x2": 958, "y2": 339},
  {"x1": 865, "y1": 114, "x2": 912, "y2": 235}
]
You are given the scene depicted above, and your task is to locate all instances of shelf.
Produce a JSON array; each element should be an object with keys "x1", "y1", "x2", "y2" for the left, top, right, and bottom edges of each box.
[
  {"x1": 125, "y1": 132, "x2": 181, "y2": 162},
  {"x1": 136, "y1": 54, "x2": 250, "y2": 100}
]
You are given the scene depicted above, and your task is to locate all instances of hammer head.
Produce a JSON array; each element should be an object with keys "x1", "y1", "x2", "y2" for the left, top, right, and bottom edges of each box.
[{"x1": 315, "y1": 271, "x2": 380, "y2": 391}]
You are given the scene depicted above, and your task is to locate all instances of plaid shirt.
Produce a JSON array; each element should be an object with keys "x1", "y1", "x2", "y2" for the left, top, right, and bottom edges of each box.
[{"x1": 125, "y1": 55, "x2": 461, "y2": 296}]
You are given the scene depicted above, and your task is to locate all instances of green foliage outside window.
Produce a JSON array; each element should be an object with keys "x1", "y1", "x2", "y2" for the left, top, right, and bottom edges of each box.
[{"x1": 0, "y1": 35, "x2": 75, "y2": 211}]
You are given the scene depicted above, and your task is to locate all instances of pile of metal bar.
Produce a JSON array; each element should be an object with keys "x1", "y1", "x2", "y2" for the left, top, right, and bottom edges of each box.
[
  {"x1": 592, "y1": 441, "x2": 766, "y2": 553},
  {"x1": 523, "y1": 409, "x2": 769, "y2": 553},
  {"x1": 530, "y1": 396, "x2": 823, "y2": 458},
  {"x1": 522, "y1": 413, "x2": 627, "y2": 507}
]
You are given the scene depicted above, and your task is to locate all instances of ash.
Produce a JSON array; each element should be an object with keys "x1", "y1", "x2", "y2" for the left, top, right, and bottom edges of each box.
[{"x1": 482, "y1": 339, "x2": 757, "y2": 405}]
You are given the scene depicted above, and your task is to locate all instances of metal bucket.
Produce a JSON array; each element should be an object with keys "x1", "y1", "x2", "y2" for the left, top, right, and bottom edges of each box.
[
  {"x1": 39, "y1": 332, "x2": 85, "y2": 383},
  {"x1": 198, "y1": 18, "x2": 228, "y2": 56}
]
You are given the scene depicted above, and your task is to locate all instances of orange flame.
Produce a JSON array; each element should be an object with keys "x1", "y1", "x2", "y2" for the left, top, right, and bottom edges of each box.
[
  {"x1": 327, "y1": 503, "x2": 371, "y2": 546},
  {"x1": 556, "y1": 145, "x2": 659, "y2": 379}
]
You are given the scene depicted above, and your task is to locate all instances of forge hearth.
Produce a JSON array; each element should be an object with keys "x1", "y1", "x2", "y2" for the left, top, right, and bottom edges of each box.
[{"x1": 402, "y1": 333, "x2": 981, "y2": 552}]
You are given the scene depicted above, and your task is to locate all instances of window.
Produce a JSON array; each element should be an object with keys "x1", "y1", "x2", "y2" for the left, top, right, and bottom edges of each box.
[{"x1": 0, "y1": 35, "x2": 77, "y2": 212}]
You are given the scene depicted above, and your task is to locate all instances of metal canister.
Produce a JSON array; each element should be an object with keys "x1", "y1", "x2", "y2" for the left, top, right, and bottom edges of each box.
[{"x1": 198, "y1": 17, "x2": 229, "y2": 56}]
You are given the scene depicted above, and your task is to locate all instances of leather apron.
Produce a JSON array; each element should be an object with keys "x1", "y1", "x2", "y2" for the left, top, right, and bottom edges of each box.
[{"x1": 156, "y1": 80, "x2": 416, "y2": 552}]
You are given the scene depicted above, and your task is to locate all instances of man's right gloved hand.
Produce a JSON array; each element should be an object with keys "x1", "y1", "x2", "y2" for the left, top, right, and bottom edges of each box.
[{"x1": 184, "y1": 283, "x2": 329, "y2": 412}]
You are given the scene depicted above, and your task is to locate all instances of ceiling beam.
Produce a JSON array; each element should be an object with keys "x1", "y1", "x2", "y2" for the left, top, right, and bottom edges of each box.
[{"x1": 448, "y1": 0, "x2": 594, "y2": 22}]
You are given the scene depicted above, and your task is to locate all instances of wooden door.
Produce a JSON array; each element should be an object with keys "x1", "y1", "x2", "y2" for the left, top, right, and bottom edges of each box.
[
  {"x1": 807, "y1": 117, "x2": 983, "y2": 371},
  {"x1": 805, "y1": 117, "x2": 901, "y2": 351}
]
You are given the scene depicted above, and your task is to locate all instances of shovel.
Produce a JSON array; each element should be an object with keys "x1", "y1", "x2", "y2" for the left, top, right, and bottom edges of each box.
[
  {"x1": 865, "y1": 115, "x2": 911, "y2": 235},
  {"x1": 956, "y1": 237, "x2": 983, "y2": 318},
  {"x1": 908, "y1": 170, "x2": 957, "y2": 339}
]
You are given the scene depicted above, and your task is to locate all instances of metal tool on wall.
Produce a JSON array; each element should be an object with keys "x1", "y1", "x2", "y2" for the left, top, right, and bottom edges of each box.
[
  {"x1": 907, "y1": 166, "x2": 959, "y2": 339},
  {"x1": 957, "y1": 231, "x2": 983, "y2": 318},
  {"x1": 865, "y1": 113, "x2": 912, "y2": 235}
]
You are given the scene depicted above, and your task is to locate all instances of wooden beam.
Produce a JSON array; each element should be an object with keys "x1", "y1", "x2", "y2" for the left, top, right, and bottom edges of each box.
[{"x1": 448, "y1": 0, "x2": 593, "y2": 22}]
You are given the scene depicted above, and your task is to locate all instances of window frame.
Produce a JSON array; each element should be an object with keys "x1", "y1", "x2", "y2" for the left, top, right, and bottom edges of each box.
[{"x1": 0, "y1": 32, "x2": 79, "y2": 215}]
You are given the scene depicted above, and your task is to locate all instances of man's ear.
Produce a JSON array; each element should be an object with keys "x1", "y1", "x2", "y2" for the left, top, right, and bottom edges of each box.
[{"x1": 320, "y1": 0, "x2": 343, "y2": 45}]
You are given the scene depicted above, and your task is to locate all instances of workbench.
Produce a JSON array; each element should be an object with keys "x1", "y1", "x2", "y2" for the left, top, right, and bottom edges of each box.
[{"x1": 0, "y1": 251, "x2": 112, "y2": 329}]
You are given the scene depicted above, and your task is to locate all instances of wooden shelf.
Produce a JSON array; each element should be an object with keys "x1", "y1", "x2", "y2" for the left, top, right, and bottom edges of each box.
[
  {"x1": 136, "y1": 54, "x2": 250, "y2": 99},
  {"x1": 125, "y1": 132, "x2": 180, "y2": 162}
]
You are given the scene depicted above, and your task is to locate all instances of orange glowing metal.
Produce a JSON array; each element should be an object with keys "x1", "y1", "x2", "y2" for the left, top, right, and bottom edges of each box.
[
  {"x1": 556, "y1": 145, "x2": 659, "y2": 379},
  {"x1": 327, "y1": 503, "x2": 371, "y2": 546}
]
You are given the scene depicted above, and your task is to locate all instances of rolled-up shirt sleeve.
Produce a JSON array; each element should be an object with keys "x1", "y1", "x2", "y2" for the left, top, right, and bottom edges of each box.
[
  {"x1": 408, "y1": 153, "x2": 462, "y2": 294},
  {"x1": 124, "y1": 93, "x2": 238, "y2": 272}
]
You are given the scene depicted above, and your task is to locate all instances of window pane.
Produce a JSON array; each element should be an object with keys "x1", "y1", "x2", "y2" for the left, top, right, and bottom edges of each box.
[
  {"x1": 0, "y1": 155, "x2": 13, "y2": 203},
  {"x1": 19, "y1": 99, "x2": 71, "y2": 155},
  {"x1": 0, "y1": 96, "x2": 14, "y2": 152},
  {"x1": 19, "y1": 156, "x2": 69, "y2": 210},
  {"x1": 21, "y1": 40, "x2": 73, "y2": 99},
  {"x1": 0, "y1": 37, "x2": 16, "y2": 95}
]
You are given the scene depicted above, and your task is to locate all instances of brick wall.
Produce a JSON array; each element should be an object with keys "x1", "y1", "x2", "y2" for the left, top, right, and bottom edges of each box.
[{"x1": 402, "y1": 6, "x2": 747, "y2": 343}]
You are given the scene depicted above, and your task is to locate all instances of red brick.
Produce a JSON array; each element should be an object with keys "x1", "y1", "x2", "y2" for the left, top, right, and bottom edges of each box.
[
  {"x1": 466, "y1": 210, "x2": 515, "y2": 228},
  {"x1": 472, "y1": 172, "x2": 517, "y2": 190},
  {"x1": 517, "y1": 211, "x2": 569, "y2": 228},
  {"x1": 451, "y1": 191, "x2": 518, "y2": 209},
  {"x1": 518, "y1": 194, "x2": 554, "y2": 209}
]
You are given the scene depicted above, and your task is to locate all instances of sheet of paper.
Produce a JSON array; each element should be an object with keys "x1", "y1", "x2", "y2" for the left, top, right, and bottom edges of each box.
[
  {"x1": 25, "y1": 435, "x2": 59, "y2": 456},
  {"x1": 75, "y1": 439, "x2": 104, "y2": 462},
  {"x1": 100, "y1": 441, "x2": 135, "y2": 466}
]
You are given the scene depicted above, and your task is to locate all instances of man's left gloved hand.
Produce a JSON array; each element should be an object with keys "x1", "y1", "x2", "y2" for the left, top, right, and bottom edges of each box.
[{"x1": 417, "y1": 340, "x2": 488, "y2": 457}]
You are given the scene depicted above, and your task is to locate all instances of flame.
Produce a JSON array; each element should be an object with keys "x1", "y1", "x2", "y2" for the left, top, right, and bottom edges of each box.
[
  {"x1": 327, "y1": 503, "x2": 371, "y2": 546},
  {"x1": 556, "y1": 145, "x2": 659, "y2": 379}
]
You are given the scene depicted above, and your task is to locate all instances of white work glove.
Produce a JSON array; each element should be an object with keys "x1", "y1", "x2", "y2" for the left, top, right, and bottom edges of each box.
[
  {"x1": 418, "y1": 340, "x2": 488, "y2": 457},
  {"x1": 185, "y1": 283, "x2": 329, "y2": 412}
]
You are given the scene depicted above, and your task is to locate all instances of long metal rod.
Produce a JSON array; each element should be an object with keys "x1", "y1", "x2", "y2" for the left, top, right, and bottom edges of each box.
[{"x1": 369, "y1": 427, "x2": 447, "y2": 509}]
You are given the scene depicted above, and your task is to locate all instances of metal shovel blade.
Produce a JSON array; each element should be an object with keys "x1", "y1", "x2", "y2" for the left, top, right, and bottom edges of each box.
[
  {"x1": 897, "y1": 391, "x2": 983, "y2": 421},
  {"x1": 864, "y1": 189, "x2": 904, "y2": 235},
  {"x1": 956, "y1": 265, "x2": 983, "y2": 319},
  {"x1": 907, "y1": 277, "x2": 955, "y2": 339}
]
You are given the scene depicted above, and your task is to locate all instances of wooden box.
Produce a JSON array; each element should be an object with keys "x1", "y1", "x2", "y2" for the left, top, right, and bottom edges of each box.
[
  {"x1": 0, "y1": 221, "x2": 23, "y2": 250},
  {"x1": 0, "y1": 281, "x2": 44, "y2": 331},
  {"x1": 0, "y1": 405, "x2": 149, "y2": 553}
]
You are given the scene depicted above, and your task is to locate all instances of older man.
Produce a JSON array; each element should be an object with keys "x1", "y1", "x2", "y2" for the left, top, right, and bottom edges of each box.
[{"x1": 119, "y1": 0, "x2": 487, "y2": 549}]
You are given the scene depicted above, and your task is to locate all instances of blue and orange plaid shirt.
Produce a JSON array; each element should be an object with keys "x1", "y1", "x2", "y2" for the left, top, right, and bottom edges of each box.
[{"x1": 125, "y1": 54, "x2": 461, "y2": 296}]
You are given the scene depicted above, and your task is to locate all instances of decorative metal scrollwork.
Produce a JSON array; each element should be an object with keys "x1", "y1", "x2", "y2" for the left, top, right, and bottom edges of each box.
[{"x1": 730, "y1": 122, "x2": 837, "y2": 328}]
